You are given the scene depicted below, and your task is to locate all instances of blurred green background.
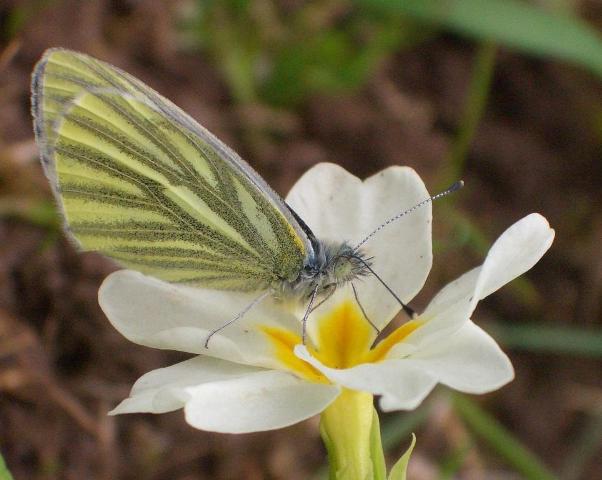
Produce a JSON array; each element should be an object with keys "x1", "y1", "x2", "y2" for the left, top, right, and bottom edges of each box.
[{"x1": 1, "y1": 0, "x2": 601, "y2": 479}]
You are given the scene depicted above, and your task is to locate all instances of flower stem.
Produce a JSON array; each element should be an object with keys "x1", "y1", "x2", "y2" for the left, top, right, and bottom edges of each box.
[{"x1": 320, "y1": 389, "x2": 376, "y2": 480}]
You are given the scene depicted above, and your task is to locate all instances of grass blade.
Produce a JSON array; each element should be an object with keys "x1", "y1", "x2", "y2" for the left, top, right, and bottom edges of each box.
[
  {"x1": 439, "y1": 41, "x2": 497, "y2": 189},
  {"x1": 560, "y1": 409, "x2": 602, "y2": 480},
  {"x1": 356, "y1": 0, "x2": 602, "y2": 79},
  {"x1": 452, "y1": 394, "x2": 558, "y2": 480},
  {"x1": 488, "y1": 323, "x2": 602, "y2": 358},
  {"x1": 0, "y1": 451, "x2": 14, "y2": 480}
]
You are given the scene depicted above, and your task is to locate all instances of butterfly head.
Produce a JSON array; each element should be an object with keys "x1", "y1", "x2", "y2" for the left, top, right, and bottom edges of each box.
[
  {"x1": 321, "y1": 242, "x2": 372, "y2": 287},
  {"x1": 275, "y1": 241, "x2": 371, "y2": 302}
]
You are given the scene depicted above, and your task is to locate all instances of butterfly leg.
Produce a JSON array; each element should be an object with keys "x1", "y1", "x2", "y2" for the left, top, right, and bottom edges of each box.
[
  {"x1": 348, "y1": 254, "x2": 417, "y2": 319},
  {"x1": 351, "y1": 282, "x2": 380, "y2": 334},
  {"x1": 301, "y1": 285, "x2": 320, "y2": 345},
  {"x1": 204, "y1": 291, "x2": 270, "y2": 348},
  {"x1": 309, "y1": 283, "x2": 337, "y2": 314}
]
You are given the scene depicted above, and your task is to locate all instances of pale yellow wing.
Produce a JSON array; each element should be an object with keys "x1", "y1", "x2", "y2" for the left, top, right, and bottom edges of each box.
[{"x1": 32, "y1": 49, "x2": 310, "y2": 290}]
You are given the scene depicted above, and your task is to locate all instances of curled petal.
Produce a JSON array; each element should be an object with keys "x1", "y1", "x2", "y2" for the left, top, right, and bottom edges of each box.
[
  {"x1": 474, "y1": 213, "x2": 554, "y2": 301},
  {"x1": 410, "y1": 213, "x2": 554, "y2": 346}
]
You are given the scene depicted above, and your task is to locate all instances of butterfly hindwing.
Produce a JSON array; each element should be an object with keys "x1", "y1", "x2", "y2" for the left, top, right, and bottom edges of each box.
[{"x1": 32, "y1": 49, "x2": 309, "y2": 290}]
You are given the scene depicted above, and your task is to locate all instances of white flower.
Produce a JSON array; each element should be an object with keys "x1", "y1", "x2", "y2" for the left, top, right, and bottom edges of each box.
[{"x1": 99, "y1": 163, "x2": 554, "y2": 433}]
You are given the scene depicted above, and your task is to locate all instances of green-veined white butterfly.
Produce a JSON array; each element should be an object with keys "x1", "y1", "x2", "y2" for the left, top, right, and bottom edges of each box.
[{"x1": 32, "y1": 49, "x2": 460, "y2": 345}]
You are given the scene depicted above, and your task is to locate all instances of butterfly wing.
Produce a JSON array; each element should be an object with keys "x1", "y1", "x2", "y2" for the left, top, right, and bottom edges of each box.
[{"x1": 32, "y1": 49, "x2": 311, "y2": 291}]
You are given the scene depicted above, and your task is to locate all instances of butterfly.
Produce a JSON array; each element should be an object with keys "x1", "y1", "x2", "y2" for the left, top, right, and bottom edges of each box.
[{"x1": 32, "y1": 49, "x2": 460, "y2": 345}]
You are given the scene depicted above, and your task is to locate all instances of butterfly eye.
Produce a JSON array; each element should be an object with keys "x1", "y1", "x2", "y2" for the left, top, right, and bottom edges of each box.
[{"x1": 303, "y1": 264, "x2": 317, "y2": 276}]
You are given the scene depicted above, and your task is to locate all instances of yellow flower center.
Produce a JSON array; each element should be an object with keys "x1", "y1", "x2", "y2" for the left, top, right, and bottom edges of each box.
[{"x1": 260, "y1": 299, "x2": 422, "y2": 384}]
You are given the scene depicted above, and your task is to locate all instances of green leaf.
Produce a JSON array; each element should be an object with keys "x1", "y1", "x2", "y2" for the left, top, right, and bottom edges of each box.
[
  {"x1": 0, "y1": 198, "x2": 60, "y2": 229},
  {"x1": 355, "y1": 0, "x2": 602, "y2": 79},
  {"x1": 0, "y1": 450, "x2": 14, "y2": 480},
  {"x1": 369, "y1": 408, "x2": 387, "y2": 480},
  {"x1": 452, "y1": 394, "x2": 558, "y2": 480},
  {"x1": 261, "y1": 15, "x2": 405, "y2": 107},
  {"x1": 388, "y1": 434, "x2": 416, "y2": 480},
  {"x1": 488, "y1": 322, "x2": 602, "y2": 358}
]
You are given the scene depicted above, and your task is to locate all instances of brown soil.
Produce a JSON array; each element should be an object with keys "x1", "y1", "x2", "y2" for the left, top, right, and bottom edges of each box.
[{"x1": 1, "y1": 1, "x2": 601, "y2": 479}]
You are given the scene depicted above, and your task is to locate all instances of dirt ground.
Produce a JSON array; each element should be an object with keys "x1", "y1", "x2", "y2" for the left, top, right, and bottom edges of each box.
[{"x1": 1, "y1": 1, "x2": 601, "y2": 479}]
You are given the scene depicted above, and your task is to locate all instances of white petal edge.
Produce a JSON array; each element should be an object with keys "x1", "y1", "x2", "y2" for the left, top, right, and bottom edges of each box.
[
  {"x1": 99, "y1": 270, "x2": 301, "y2": 369},
  {"x1": 474, "y1": 213, "x2": 554, "y2": 301},
  {"x1": 184, "y1": 370, "x2": 340, "y2": 433},
  {"x1": 409, "y1": 321, "x2": 514, "y2": 393},
  {"x1": 286, "y1": 163, "x2": 433, "y2": 327},
  {"x1": 110, "y1": 356, "x2": 266, "y2": 415},
  {"x1": 295, "y1": 345, "x2": 437, "y2": 411},
  {"x1": 409, "y1": 213, "x2": 554, "y2": 346}
]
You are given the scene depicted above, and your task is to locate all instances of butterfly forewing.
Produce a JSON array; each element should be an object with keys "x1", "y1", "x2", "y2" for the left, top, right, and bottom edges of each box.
[{"x1": 32, "y1": 49, "x2": 309, "y2": 291}]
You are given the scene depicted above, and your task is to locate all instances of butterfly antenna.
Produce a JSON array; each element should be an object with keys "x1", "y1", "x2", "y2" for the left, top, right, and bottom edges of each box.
[
  {"x1": 354, "y1": 180, "x2": 464, "y2": 251},
  {"x1": 204, "y1": 291, "x2": 270, "y2": 348},
  {"x1": 348, "y1": 254, "x2": 417, "y2": 319}
]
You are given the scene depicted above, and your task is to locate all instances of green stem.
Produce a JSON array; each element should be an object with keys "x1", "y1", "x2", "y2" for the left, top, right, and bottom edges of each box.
[
  {"x1": 439, "y1": 41, "x2": 497, "y2": 189},
  {"x1": 320, "y1": 389, "x2": 376, "y2": 480}
]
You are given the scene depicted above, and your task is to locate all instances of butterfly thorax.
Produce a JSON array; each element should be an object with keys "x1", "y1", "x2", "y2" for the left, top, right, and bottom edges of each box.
[{"x1": 273, "y1": 241, "x2": 371, "y2": 302}]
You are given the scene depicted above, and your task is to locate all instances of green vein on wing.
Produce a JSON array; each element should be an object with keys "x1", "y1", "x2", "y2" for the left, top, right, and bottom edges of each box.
[{"x1": 35, "y1": 49, "x2": 308, "y2": 291}]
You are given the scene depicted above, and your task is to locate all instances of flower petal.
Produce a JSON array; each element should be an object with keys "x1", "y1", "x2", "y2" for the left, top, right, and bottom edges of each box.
[
  {"x1": 411, "y1": 213, "x2": 554, "y2": 346},
  {"x1": 295, "y1": 346, "x2": 437, "y2": 411},
  {"x1": 409, "y1": 321, "x2": 514, "y2": 393},
  {"x1": 184, "y1": 370, "x2": 340, "y2": 433},
  {"x1": 110, "y1": 356, "x2": 265, "y2": 415},
  {"x1": 99, "y1": 270, "x2": 301, "y2": 369},
  {"x1": 297, "y1": 318, "x2": 512, "y2": 410},
  {"x1": 286, "y1": 163, "x2": 432, "y2": 327},
  {"x1": 473, "y1": 213, "x2": 554, "y2": 301}
]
